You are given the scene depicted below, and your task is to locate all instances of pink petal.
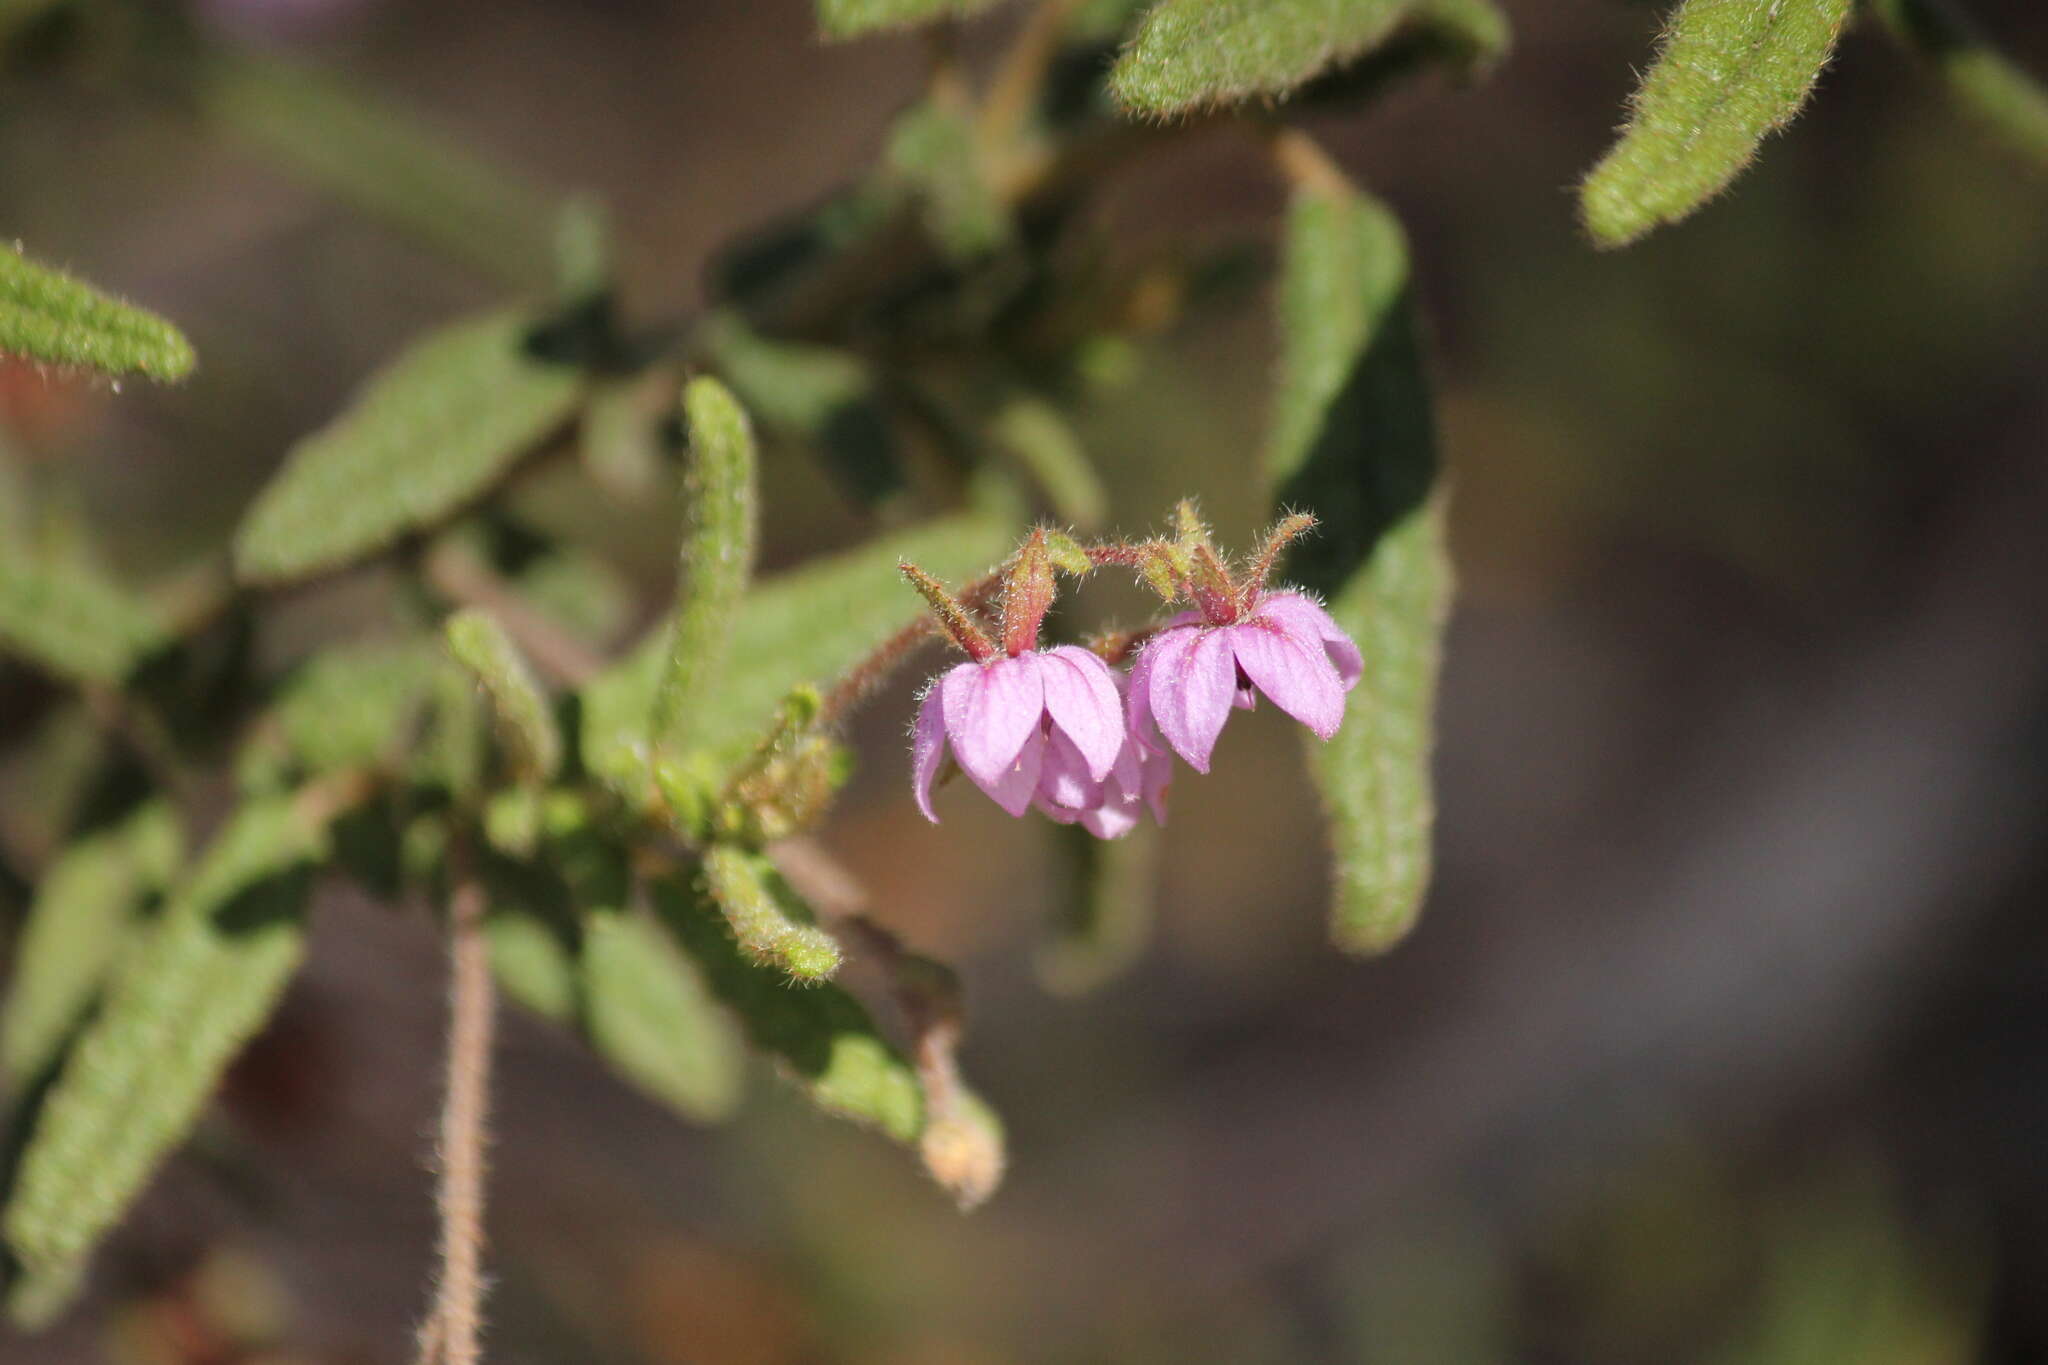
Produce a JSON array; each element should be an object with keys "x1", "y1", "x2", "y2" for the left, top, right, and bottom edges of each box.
[
  {"x1": 1230, "y1": 621, "x2": 1345, "y2": 740},
  {"x1": 1153, "y1": 628, "x2": 1238, "y2": 773},
  {"x1": 910, "y1": 685, "x2": 948, "y2": 823},
  {"x1": 1079, "y1": 797, "x2": 1141, "y2": 840},
  {"x1": 1138, "y1": 745, "x2": 1172, "y2": 825},
  {"x1": 1035, "y1": 726, "x2": 1102, "y2": 810},
  {"x1": 1039, "y1": 646, "x2": 1125, "y2": 782},
  {"x1": 966, "y1": 726, "x2": 1045, "y2": 817},
  {"x1": 1259, "y1": 591, "x2": 1362, "y2": 691},
  {"x1": 941, "y1": 655, "x2": 1044, "y2": 787},
  {"x1": 1128, "y1": 626, "x2": 1196, "y2": 754}
]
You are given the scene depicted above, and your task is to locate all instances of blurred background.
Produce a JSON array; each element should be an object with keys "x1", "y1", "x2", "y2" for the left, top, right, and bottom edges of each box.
[{"x1": 2, "y1": 0, "x2": 2047, "y2": 1360}]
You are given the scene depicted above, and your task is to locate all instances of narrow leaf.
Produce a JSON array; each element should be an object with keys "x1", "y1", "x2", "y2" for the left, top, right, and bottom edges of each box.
[
  {"x1": 266, "y1": 640, "x2": 440, "y2": 780},
  {"x1": 1267, "y1": 186, "x2": 1447, "y2": 954},
  {"x1": 233, "y1": 310, "x2": 584, "y2": 585},
  {"x1": 652, "y1": 879, "x2": 922, "y2": 1141},
  {"x1": 700, "y1": 845, "x2": 843, "y2": 982},
  {"x1": 1870, "y1": 0, "x2": 2048, "y2": 166},
  {"x1": 0, "y1": 549, "x2": 164, "y2": 685},
  {"x1": 3, "y1": 798, "x2": 325, "y2": 1302},
  {"x1": 1580, "y1": 0, "x2": 1853, "y2": 248},
  {"x1": 581, "y1": 907, "x2": 745, "y2": 1122},
  {"x1": 581, "y1": 511, "x2": 1011, "y2": 792},
  {"x1": 886, "y1": 99, "x2": 1011, "y2": 261},
  {"x1": 1, "y1": 803, "x2": 182, "y2": 1088},
  {"x1": 0, "y1": 245, "x2": 194, "y2": 381},
  {"x1": 817, "y1": 0, "x2": 1010, "y2": 41},
  {"x1": 444, "y1": 609, "x2": 561, "y2": 784},
  {"x1": 1111, "y1": 0, "x2": 1419, "y2": 116},
  {"x1": 653, "y1": 378, "x2": 758, "y2": 757}
]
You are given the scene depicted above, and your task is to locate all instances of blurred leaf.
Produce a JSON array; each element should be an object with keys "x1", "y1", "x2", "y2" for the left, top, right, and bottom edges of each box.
[
  {"x1": 1267, "y1": 185, "x2": 1447, "y2": 955},
  {"x1": 1580, "y1": 0, "x2": 1853, "y2": 247},
  {"x1": 445, "y1": 609, "x2": 561, "y2": 784},
  {"x1": 579, "y1": 368, "x2": 674, "y2": 501},
  {"x1": 485, "y1": 896, "x2": 579, "y2": 1023},
  {"x1": 1870, "y1": 0, "x2": 2048, "y2": 166},
  {"x1": 1036, "y1": 821, "x2": 1156, "y2": 994},
  {"x1": 1297, "y1": 0, "x2": 1511, "y2": 108},
  {"x1": 1111, "y1": 0, "x2": 1418, "y2": 116},
  {"x1": 0, "y1": 548, "x2": 164, "y2": 685},
  {"x1": 199, "y1": 50, "x2": 556, "y2": 290},
  {"x1": 1, "y1": 803, "x2": 182, "y2": 1089},
  {"x1": 886, "y1": 99, "x2": 1011, "y2": 261},
  {"x1": 3, "y1": 798, "x2": 325, "y2": 1313},
  {"x1": 233, "y1": 310, "x2": 583, "y2": 584},
  {"x1": 701, "y1": 313, "x2": 907, "y2": 508},
  {"x1": 0, "y1": 245, "x2": 194, "y2": 382},
  {"x1": 581, "y1": 906, "x2": 745, "y2": 1122},
  {"x1": 707, "y1": 183, "x2": 901, "y2": 311},
  {"x1": 817, "y1": 0, "x2": 1011, "y2": 41},
  {"x1": 269, "y1": 640, "x2": 440, "y2": 779},
  {"x1": 990, "y1": 394, "x2": 1108, "y2": 529},
  {"x1": 513, "y1": 548, "x2": 636, "y2": 648},
  {"x1": 652, "y1": 879, "x2": 923, "y2": 1142},
  {"x1": 582, "y1": 509, "x2": 1011, "y2": 793},
  {"x1": 418, "y1": 663, "x2": 488, "y2": 801},
  {"x1": 700, "y1": 845, "x2": 843, "y2": 982},
  {"x1": 553, "y1": 194, "x2": 613, "y2": 306},
  {"x1": 654, "y1": 378, "x2": 759, "y2": 758}
]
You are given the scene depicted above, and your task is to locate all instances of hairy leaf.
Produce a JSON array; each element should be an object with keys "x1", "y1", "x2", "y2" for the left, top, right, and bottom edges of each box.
[
  {"x1": 653, "y1": 378, "x2": 759, "y2": 758},
  {"x1": 581, "y1": 510, "x2": 1012, "y2": 792},
  {"x1": 817, "y1": 0, "x2": 1010, "y2": 41},
  {"x1": 0, "y1": 549, "x2": 164, "y2": 685},
  {"x1": 3, "y1": 799, "x2": 325, "y2": 1304},
  {"x1": 445, "y1": 609, "x2": 561, "y2": 784},
  {"x1": 268, "y1": 640, "x2": 440, "y2": 779},
  {"x1": 199, "y1": 50, "x2": 555, "y2": 289},
  {"x1": 0, "y1": 245, "x2": 194, "y2": 381},
  {"x1": 1580, "y1": 0, "x2": 1853, "y2": 248},
  {"x1": 582, "y1": 907, "x2": 745, "y2": 1122},
  {"x1": 1870, "y1": 0, "x2": 2048, "y2": 166},
  {"x1": 233, "y1": 310, "x2": 584, "y2": 584},
  {"x1": 1, "y1": 804, "x2": 182, "y2": 1088},
  {"x1": 886, "y1": 100, "x2": 1011, "y2": 261},
  {"x1": 1267, "y1": 186, "x2": 1447, "y2": 954},
  {"x1": 1111, "y1": 0, "x2": 1419, "y2": 116},
  {"x1": 700, "y1": 845, "x2": 843, "y2": 982},
  {"x1": 652, "y1": 880, "x2": 922, "y2": 1141}
]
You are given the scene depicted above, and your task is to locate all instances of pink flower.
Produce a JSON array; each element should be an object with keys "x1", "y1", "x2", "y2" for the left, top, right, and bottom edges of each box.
[
  {"x1": 912, "y1": 645, "x2": 1126, "y2": 821},
  {"x1": 1129, "y1": 591, "x2": 1362, "y2": 773},
  {"x1": 1032, "y1": 673, "x2": 1171, "y2": 838}
]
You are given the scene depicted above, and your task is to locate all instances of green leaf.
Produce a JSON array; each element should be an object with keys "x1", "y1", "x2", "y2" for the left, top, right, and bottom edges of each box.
[
  {"x1": 581, "y1": 906, "x2": 745, "y2": 1122},
  {"x1": 3, "y1": 798, "x2": 324, "y2": 1306},
  {"x1": 651, "y1": 879, "x2": 922, "y2": 1142},
  {"x1": 700, "y1": 846, "x2": 843, "y2": 982},
  {"x1": 654, "y1": 377, "x2": 759, "y2": 758},
  {"x1": 1296, "y1": 0, "x2": 1511, "y2": 109},
  {"x1": 198, "y1": 50, "x2": 556, "y2": 290},
  {"x1": 0, "y1": 245, "x2": 194, "y2": 382},
  {"x1": 445, "y1": 609, "x2": 561, "y2": 784},
  {"x1": 579, "y1": 369, "x2": 673, "y2": 501},
  {"x1": 1, "y1": 803, "x2": 182, "y2": 1088},
  {"x1": 701, "y1": 313, "x2": 906, "y2": 509},
  {"x1": 886, "y1": 100, "x2": 1012, "y2": 261},
  {"x1": 1111, "y1": 0, "x2": 1419, "y2": 116},
  {"x1": 817, "y1": 0, "x2": 1011, "y2": 41},
  {"x1": 581, "y1": 510, "x2": 1012, "y2": 794},
  {"x1": 990, "y1": 395, "x2": 1109, "y2": 530},
  {"x1": 232, "y1": 310, "x2": 584, "y2": 585},
  {"x1": 1870, "y1": 0, "x2": 2048, "y2": 167},
  {"x1": 0, "y1": 549, "x2": 164, "y2": 685},
  {"x1": 1267, "y1": 186, "x2": 1447, "y2": 955},
  {"x1": 270, "y1": 640, "x2": 440, "y2": 778},
  {"x1": 1580, "y1": 0, "x2": 1853, "y2": 248}
]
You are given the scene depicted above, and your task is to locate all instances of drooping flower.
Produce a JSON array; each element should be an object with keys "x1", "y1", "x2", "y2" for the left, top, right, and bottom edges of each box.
[
  {"x1": 1031, "y1": 671, "x2": 1171, "y2": 838},
  {"x1": 911, "y1": 645, "x2": 1127, "y2": 821},
  {"x1": 1129, "y1": 590, "x2": 1362, "y2": 773}
]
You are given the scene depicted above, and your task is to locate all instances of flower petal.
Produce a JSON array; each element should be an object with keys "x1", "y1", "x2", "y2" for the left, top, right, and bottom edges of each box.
[
  {"x1": 966, "y1": 726, "x2": 1045, "y2": 817},
  {"x1": 910, "y1": 684, "x2": 948, "y2": 823},
  {"x1": 1128, "y1": 625, "x2": 1196, "y2": 755},
  {"x1": 1153, "y1": 628, "x2": 1238, "y2": 772},
  {"x1": 1035, "y1": 726, "x2": 1101, "y2": 810},
  {"x1": 1039, "y1": 646, "x2": 1125, "y2": 781},
  {"x1": 1079, "y1": 796, "x2": 1141, "y2": 840},
  {"x1": 1231, "y1": 621, "x2": 1345, "y2": 740},
  {"x1": 941, "y1": 655, "x2": 1044, "y2": 786},
  {"x1": 1138, "y1": 745, "x2": 1172, "y2": 824},
  {"x1": 1259, "y1": 591, "x2": 1362, "y2": 690}
]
